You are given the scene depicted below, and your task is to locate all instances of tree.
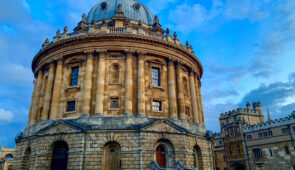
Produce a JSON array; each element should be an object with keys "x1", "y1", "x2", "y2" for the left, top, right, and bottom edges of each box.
[{"x1": 291, "y1": 110, "x2": 295, "y2": 118}]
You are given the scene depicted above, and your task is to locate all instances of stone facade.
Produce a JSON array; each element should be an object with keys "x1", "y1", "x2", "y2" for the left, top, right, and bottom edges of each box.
[
  {"x1": 213, "y1": 134, "x2": 226, "y2": 170},
  {"x1": 0, "y1": 145, "x2": 14, "y2": 170},
  {"x1": 214, "y1": 102, "x2": 265, "y2": 170},
  {"x1": 13, "y1": 0, "x2": 213, "y2": 169},
  {"x1": 244, "y1": 117, "x2": 295, "y2": 170}
]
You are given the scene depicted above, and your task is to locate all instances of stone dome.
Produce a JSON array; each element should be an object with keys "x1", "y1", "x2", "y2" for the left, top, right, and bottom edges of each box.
[{"x1": 86, "y1": 0, "x2": 154, "y2": 25}]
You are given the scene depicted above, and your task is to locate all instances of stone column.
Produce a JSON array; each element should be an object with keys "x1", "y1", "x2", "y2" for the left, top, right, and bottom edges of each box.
[
  {"x1": 167, "y1": 58, "x2": 178, "y2": 119},
  {"x1": 137, "y1": 52, "x2": 146, "y2": 116},
  {"x1": 41, "y1": 62, "x2": 55, "y2": 120},
  {"x1": 124, "y1": 50, "x2": 134, "y2": 115},
  {"x1": 195, "y1": 75, "x2": 205, "y2": 126},
  {"x1": 176, "y1": 62, "x2": 186, "y2": 120},
  {"x1": 95, "y1": 50, "x2": 107, "y2": 115},
  {"x1": 27, "y1": 80, "x2": 37, "y2": 125},
  {"x1": 30, "y1": 71, "x2": 43, "y2": 124},
  {"x1": 50, "y1": 58, "x2": 63, "y2": 119},
  {"x1": 189, "y1": 70, "x2": 199, "y2": 123},
  {"x1": 82, "y1": 51, "x2": 94, "y2": 115}
]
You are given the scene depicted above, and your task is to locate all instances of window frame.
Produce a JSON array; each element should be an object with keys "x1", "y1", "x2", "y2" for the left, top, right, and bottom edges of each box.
[
  {"x1": 66, "y1": 100, "x2": 77, "y2": 113},
  {"x1": 151, "y1": 67, "x2": 161, "y2": 87},
  {"x1": 109, "y1": 97, "x2": 120, "y2": 110},
  {"x1": 151, "y1": 99, "x2": 163, "y2": 113},
  {"x1": 70, "y1": 66, "x2": 79, "y2": 87},
  {"x1": 108, "y1": 63, "x2": 122, "y2": 85}
]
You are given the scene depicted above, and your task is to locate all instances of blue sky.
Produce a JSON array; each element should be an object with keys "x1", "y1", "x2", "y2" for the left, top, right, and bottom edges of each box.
[{"x1": 0, "y1": 0, "x2": 295, "y2": 147}]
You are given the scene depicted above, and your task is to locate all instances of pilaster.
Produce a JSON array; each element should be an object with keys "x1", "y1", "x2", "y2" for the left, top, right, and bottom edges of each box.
[
  {"x1": 137, "y1": 51, "x2": 146, "y2": 116},
  {"x1": 189, "y1": 70, "x2": 199, "y2": 123},
  {"x1": 41, "y1": 61, "x2": 55, "y2": 120},
  {"x1": 50, "y1": 57, "x2": 63, "y2": 119},
  {"x1": 82, "y1": 51, "x2": 94, "y2": 115},
  {"x1": 176, "y1": 61, "x2": 185, "y2": 120},
  {"x1": 167, "y1": 58, "x2": 178, "y2": 119},
  {"x1": 95, "y1": 49, "x2": 107, "y2": 115},
  {"x1": 124, "y1": 50, "x2": 135, "y2": 115}
]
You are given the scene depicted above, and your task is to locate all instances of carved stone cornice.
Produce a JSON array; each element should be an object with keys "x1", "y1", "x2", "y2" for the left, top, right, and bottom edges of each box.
[{"x1": 32, "y1": 34, "x2": 203, "y2": 79}]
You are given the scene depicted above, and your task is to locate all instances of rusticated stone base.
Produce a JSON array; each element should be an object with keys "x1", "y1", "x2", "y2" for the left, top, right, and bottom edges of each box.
[{"x1": 13, "y1": 115, "x2": 214, "y2": 170}]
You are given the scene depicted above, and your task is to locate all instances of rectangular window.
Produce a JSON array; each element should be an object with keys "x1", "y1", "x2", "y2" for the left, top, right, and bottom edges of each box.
[
  {"x1": 152, "y1": 100, "x2": 162, "y2": 112},
  {"x1": 246, "y1": 135, "x2": 252, "y2": 140},
  {"x1": 282, "y1": 128, "x2": 290, "y2": 134},
  {"x1": 268, "y1": 131, "x2": 273, "y2": 136},
  {"x1": 263, "y1": 131, "x2": 268, "y2": 137},
  {"x1": 67, "y1": 101, "x2": 76, "y2": 112},
  {"x1": 151, "y1": 67, "x2": 160, "y2": 86},
  {"x1": 269, "y1": 148, "x2": 273, "y2": 156},
  {"x1": 110, "y1": 98, "x2": 119, "y2": 108},
  {"x1": 70, "y1": 67, "x2": 79, "y2": 86},
  {"x1": 185, "y1": 107, "x2": 190, "y2": 117},
  {"x1": 219, "y1": 140, "x2": 222, "y2": 145},
  {"x1": 258, "y1": 133, "x2": 263, "y2": 138}
]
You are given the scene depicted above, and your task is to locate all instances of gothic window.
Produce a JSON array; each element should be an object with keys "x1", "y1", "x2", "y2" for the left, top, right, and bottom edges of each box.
[
  {"x1": 263, "y1": 131, "x2": 268, "y2": 137},
  {"x1": 246, "y1": 135, "x2": 252, "y2": 140},
  {"x1": 151, "y1": 67, "x2": 160, "y2": 86},
  {"x1": 258, "y1": 132, "x2": 263, "y2": 138},
  {"x1": 21, "y1": 147, "x2": 31, "y2": 170},
  {"x1": 67, "y1": 101, "x2": 76, "y2": 112},
  {"x1": 110, "y1": 64, "x2": 120, "y2": 84},
  {"x1": 51, "y1": 141, "x2": 69, "y2": 170},
  {"x1": 253, "y1": 148, "x2": 263, "y2": 161},
  {"x1": 102, "y1": 142, "x2": 121, "y2": 170},
  {"x1": 70, "y1": 67, "x2": 79, "y2": 86},
  {"x1": 183, "y1": 77, "x2": 189, "y2": 95},
  {"x1": 100, "y1": 2, "x2": 107, "y2": 10},
  {"x1": 152, "y1": 100, "x2": 162, "y2": 112}
]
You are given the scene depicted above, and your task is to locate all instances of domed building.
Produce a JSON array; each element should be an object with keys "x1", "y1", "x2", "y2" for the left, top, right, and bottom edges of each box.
[{"x1": 13, "y1": 0, "x2": 214, "y2": 169}]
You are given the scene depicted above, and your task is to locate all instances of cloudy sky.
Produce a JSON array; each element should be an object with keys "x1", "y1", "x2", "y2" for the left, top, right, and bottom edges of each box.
[{"x1": 0, "y1": 0, "x2": 295, "y2": 147}]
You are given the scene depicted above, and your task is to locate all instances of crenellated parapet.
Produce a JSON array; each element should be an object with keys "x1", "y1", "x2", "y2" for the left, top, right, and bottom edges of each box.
[
  {"x1": 243, "y1": 116, "x2": 295, "y2": 133},
  {"x1": 219, "y1": 102, "x2": 263, "y2": 120}
]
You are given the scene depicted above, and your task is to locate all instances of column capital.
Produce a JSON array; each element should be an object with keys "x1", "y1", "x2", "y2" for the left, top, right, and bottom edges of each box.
[
  {"x1": 55, "y1": 57, "x2": 63, "y2": 65},
  {"x1": 175, "y1": 60, "x2": 183, "y2": 68},
  {"x1": 84, "y1": 50, "x2": 94, "y2": 58},
  {"x1": 189, "y1": 69, "x2": 195, "y2": 76},
  {"x1": 125, "y1": 49, "x2": 136, "y2": 56},
  {"x1": 96, "y1": 49, "x2": 107, "y2": 55}
]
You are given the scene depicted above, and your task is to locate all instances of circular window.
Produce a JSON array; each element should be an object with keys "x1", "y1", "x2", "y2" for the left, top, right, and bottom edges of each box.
[
  {"x1": 100, "y1": 2, "x2": 107, "y2": 10},
  {"x1": 133, "y1": 3, "x2": 140, "y2": 11}
]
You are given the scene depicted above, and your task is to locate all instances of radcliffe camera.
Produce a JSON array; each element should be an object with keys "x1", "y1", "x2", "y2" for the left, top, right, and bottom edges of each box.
[{"x1": 0, "y1": 0, "x2": 294, "y2": 170}]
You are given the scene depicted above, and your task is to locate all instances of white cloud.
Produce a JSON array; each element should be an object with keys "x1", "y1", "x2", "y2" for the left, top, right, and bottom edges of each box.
[
  {"x1": 0, "y1": 63, "x2": 33, "y2": 84},
  {"x1": 0, "y1": 109, "x2": 14, "y2": 122}
]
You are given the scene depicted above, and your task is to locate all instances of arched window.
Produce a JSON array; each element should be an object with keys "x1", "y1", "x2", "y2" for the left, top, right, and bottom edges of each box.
[
  {"x1": 193, "y1": 145, "x2": 203, "y2": 169},
  {"x1": 154, "y1": 139, "x2": 175, "y2": 168},
  {"x1": 253, "y1": 148, "x2": 263, "y2": 161},
  {"x1": 51, "y1": 141, "x2": 69, "y2": 170},
  {"x1": 110, "y1": 64, "x2": 120, "y2": 84},
  {"x1": 21, "y1": 147, "x2": 31, "y2": 170},
  {"x1": 102, "y1": 142, "x2": 121, "y2": 170},
  {"x1": 183, "y1": 77, "x2": 188, "y2": 94}
]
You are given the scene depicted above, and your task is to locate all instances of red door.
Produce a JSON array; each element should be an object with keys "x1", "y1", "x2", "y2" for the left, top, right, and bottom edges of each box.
[{"x1": 156, "y1": 146, "x2": 166, "y2": 168}]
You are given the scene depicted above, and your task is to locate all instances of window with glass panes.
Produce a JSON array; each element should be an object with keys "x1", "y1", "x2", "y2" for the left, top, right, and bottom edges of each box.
[
  {"x1": 152, "y1": 100, "x2": 162, "y2": 112},
  {"x1": 151, "y1": 67, "x2": 160, "y2": 86},
  {"x1": 67, "y1": 101, "x2": 76, "y2": 112},
  {"x1": 70, "y1": 67, "x2": 79, "y2": 86}
]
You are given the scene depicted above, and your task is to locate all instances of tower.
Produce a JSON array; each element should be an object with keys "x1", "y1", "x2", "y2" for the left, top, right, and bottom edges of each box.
[{"x1": 13, "y1": 0, "x2": 214, "y2": 169}]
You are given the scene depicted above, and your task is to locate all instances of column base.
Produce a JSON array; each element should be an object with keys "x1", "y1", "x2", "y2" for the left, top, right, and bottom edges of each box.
[
  {"x1": 93, "y1": 113, "x2": 103, "y2": 117},
  {"x1": 136, "y1": 113, "x2": 146, "y2": 118},
  {"x1": 169, "y1": 116, "x2": 178, "y2": 121},
  {"x1": 124, "y1": 112, "x2": 133, "y2": 117}
]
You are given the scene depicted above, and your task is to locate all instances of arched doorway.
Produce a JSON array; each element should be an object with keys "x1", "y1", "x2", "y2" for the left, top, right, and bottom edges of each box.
[
  {"x1": 21, "y1": 147, "x2": 31, "y2": 170},
  {"x1": 102, "y1": 142, "x2": 121, "y2": 170},
  {"x1": 193, "y1": 145, "x2": 203, "y2": 170},
  {"x1": 156, "y1": 145, "x2": 166, "y2": 168},
  {"x1": 51, "y1": 141, "x2": 69, "y2": 170},
  {"x1": 154, "y1": 139, "x2": 175, "y2": 168},
  {"x1": 232, "y1": 162, "x2": 245, "y2": 170}
]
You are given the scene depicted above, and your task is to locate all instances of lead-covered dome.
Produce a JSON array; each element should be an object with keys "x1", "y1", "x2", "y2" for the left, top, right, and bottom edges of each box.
[{"x1": 86, "y1": 0, "x2": 154, "y2": 25}]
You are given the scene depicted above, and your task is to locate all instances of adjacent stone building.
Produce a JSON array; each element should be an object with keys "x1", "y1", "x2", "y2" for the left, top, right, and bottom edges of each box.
[
  {"x1": 213, "y1": 102, "x2": 295, "y2": 170},
  {"x1": 244, "y1": 117, "x2": 295, "y2": 170},
  {"x1": 0, "y1": 144, "x2": 14, "y2": 170},
  {"x1": 13, "y1": 0, "x2": 214, "y2": 169}
]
